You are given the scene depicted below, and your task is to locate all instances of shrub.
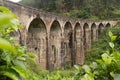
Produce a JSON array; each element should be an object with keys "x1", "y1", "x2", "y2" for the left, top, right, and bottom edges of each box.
[
  {"x1": 0, "y1": 6, "x2": 38, "y2": 80},
  {"x1": 74, "y1": 31, "x2": 120, "y2": 80}
]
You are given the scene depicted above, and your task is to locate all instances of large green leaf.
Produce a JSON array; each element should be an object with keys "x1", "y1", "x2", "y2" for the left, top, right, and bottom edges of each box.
[
  {"x1": 26, "y1": 58, "x2": 36, "y2": 64},
  {"x1": 12, "y1": 59, "x2": 26, "y2": 69},
  {"x1": 11, "y1": 66, "x2": 29, "y2": 79},
  {"x1": 0, "y1": 6, "x2": 14, "y2": 14},
  {"x1": 3, "y1": 50, "x2": 12, "y2": 66},
  {"x1": 82, "y1": 65, "x2": 91, "y2": 73},
  {"x1": 109, "y1": 31, "x2": 113, "y2": 38},
  {"x1": 102, "y1": 53, "x2": 112, "y2": 64},
  {"x1": 0, "y1": 37, "x2": 16, "y2": 54},
  {"x1": 111, "y1": 36, "x2": 117, "y2": 41},
  {"x1": 74, "y1": 65, "x2": 80, "y2": 70},
  {"x1": 109, "y1": 42, "x2": 114, "y2": 49},
  {"x1": 0, "y1": 66, "x2": 20, "y2": 80},
  {"x1": 0, "y1": 13, "x2": 19, "y2": 31},
  {"x1": 81, "y1": 74, "x2": 94, "y2": 80},
  {"x1": 0, "y1": 6, "x2": 20, "y2": 32},
  {"x1": 27, "y1": 52, "x2": 37, "y2": 58}
]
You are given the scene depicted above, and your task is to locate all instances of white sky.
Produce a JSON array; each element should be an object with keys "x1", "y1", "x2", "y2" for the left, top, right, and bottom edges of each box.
[{"x1": 9, "y1": 0, "x2": 22, "y2": 2}]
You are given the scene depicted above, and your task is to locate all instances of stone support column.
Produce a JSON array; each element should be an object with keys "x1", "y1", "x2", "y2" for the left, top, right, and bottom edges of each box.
[
  {"x1": 85, "y1": 29, "x2": 91, "y2": 50},
  {"x1": 93, "y1": 28, "x2": 97, "y2": 41}
]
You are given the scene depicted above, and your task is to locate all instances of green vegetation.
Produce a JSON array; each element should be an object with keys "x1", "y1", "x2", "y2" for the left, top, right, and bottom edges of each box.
[
  {"x1": 19, "y1": 0, "x2": 120, "y2": 20},
  {"x1": 73, "y1": 30, "x2": 120, "y2": 80},
  {"x1": 0, "y1": 6, "x2": 38, "y2": 80},
  {"x1": 85, "y1": 23, "x2": 120, "y2": 64}
]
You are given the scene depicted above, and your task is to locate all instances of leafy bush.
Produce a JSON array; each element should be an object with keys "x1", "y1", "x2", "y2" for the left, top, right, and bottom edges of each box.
[
  {"x1": 0, "y1": 6, "x2": 38, "y2": 80},
  {"x1": 85, "y1": 30, "x2": 109, "y2": 64},
  {"x1": 85, "y1": 23, "x2": 120, "y2": 64},
  {"x1": 73, "y1": 31, "x2": 120, "y2": 80}
]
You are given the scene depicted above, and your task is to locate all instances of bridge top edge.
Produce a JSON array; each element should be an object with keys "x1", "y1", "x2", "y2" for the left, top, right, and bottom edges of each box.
[{"x1": 0, "y1": 0, "x2": 118, "y2": 23}]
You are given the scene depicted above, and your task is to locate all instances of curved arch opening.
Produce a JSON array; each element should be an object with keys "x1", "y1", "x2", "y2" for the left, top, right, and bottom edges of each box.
[
  {"x1": 106, "y1": 23, "x2": 111, "y2": 28},
  {"x1": 74, "y1": 23, "x2": 83, "y2": 64},
  {"x1": 75, "y1": 23, "x2": 81, "y2": 30},
  {"x1": 27, "y1": 18, "x2": 47, "y2": 69},
  {"x1": 91, "y1": 23, "x2": 96, "y2": 42},
  {"x1": 98, "y1": 23, "x2": 104, "y2": 37},
  {"x1": 74, "y1": 23, "x2": 81, "y2": 40},
  {"x1": 64, "y1": 21, "x2": 73, "y2": 67},
  {"x1": 49, "y1": 20, "x2": 62, "y2": 69},
  {"x1": 83, "y1": 23, "x2": 89, "y2": 50}
]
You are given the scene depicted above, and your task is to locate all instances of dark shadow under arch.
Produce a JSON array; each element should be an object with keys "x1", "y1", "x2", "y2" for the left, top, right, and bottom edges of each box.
[
  {"x1": 63, "y1": 21, "x2": 74, "y2": 67},
  {"x1": 83, "y1": 23, "x2": 89, "y2": 50},
  {"x1": 49, "y1": 20, "x2": 62, "y2": 69},
  {"x1": 98, "y1": 23, "x2": 104, "y2": 37},
  {"x1": 91, "y1": 23, "x2": 96, "y2": 42},
  {"x1": 105, "y1": 23, "x2": 111, "y2": 28},
  {"x1": 27, "y1": 18, "x2": 47, "y2": 69}
]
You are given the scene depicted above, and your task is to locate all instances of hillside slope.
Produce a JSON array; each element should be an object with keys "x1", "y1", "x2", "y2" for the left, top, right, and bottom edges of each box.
[{"x1": 19, "y1": 0, "x2": 120, "y2": 20}]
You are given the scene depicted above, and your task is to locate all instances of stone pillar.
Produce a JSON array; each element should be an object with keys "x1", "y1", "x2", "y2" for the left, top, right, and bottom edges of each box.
[
  {"x1": 46, "y1": 35, "x2": 49, "y2": 70},
  {"x1": 75, "y1": 30, "x2": 84, "y2": 65},
  {"x1": 20, "y1": 28, "x2": 27, "y2": 46},
  {"x1": 61, "y1": 36, "x2": 65, "y2": 68},
  {"x1": 39, "y1": 38, "x2": 47, "y2": 69},
  {"x1": 63, "y1": 31, "x2": 73, "y2": 68},
  {"x1": 71, "y1": 30, "x2": 75, "y2": 66},
  {"x1": 48, "y1": 35, "x2": 54, "y2": 70},
  {"x1": 85, "y1": 29, "x2": 91, "y2": 50},
  {"x1": 96, "y1": 28, "x2": 99, "y2": 40},
  {"x1": 93, "y1": 28, "x2": 97, "y2": 41}
]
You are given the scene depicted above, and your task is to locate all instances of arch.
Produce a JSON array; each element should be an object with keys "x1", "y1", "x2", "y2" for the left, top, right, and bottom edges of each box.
[
  {"x1": 74, "y1": 23, "x2": 83, "y2": 65},
  {"x1": 50, "y1": 20, "x2": 61, "y2": 32},
  {"x1": 91, "y1": 23, "x2": 97, "y2": 42},
  {"x1": 83, "y1": 23, "x2": 90, "y2": 50},
  {"x1": 74, "y1": 23, "x2": 81, "y2": 30},
  {"x1": 27, "y1": 18, "x2": 47, "y2": 69},
  {"x1": 49, "y1": 20, "x2": 62, "y2": 69},
  {"x1": 83, "y1": 23, "x2": 89, "y2": 29},
  {"x1": 74, "y1": 23, "x2": 81, "y2": 38},
  {"x1": 98, "y1": 23, "x2": 104, "y2": 36},
  {"x1": 28, "y1": 18, "x2": 47, "y2": 33},
  {"x1": 63, "y1": 21, "x2": 73, "y2": 67},
  {"x1": 64, "y1": 21, "x2": 72, "y2": 30},
  {"x1": 105, "y1": 23, "x2": 111, "y2": 28}
]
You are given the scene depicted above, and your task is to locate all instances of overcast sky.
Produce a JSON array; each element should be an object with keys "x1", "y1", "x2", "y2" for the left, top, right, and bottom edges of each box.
[{"x1": 9, "y1": 0, "x2": 22, "y2": 2}]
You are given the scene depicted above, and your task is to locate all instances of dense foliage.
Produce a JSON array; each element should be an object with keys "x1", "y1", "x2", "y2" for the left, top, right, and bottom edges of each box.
[
  {"x1": 0, "y1": 6, "x2": 38, "y2": 80},
  {"x1": 19, "y1": 0, "x2": 120, "y2": 20},
  {"x1": 73, "y1": 31, "x2": 120, "y2": 80},
  {"x1": 85, "y1": 23, "x2": 120, "y2": 64}
]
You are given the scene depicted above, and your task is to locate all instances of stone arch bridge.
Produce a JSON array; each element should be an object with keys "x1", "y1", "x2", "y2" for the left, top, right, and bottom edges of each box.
[{"x1": 0, "y1": 0, "x2": 118, "y2": 69}]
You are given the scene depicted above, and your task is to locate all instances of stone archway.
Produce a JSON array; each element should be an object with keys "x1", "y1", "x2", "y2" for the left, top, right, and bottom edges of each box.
[
  {"x1": 74, "y1": 23, "x2": 84, "y2": 65},
  {"x1": 83, "y1": 23, "x2": 90, "y2": 50},
  {"x1": 98, "y1": 23, "x2": 104, "y2": 38},
  {"x1": 64, "y1": 22, "x2": 73, "y2": 68},
  {"x1": 91, "y1": 23, "x2": 97, "y2": 43},
  {"x1": 27, "y1": 18, "x2": 47, "y2": 69},
  {"x1": 49, "y1": 20, "x2": 62, "y2": 69},
  {"x1": 105, "y1": 23, "x2": 111, "y2": 28}
]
